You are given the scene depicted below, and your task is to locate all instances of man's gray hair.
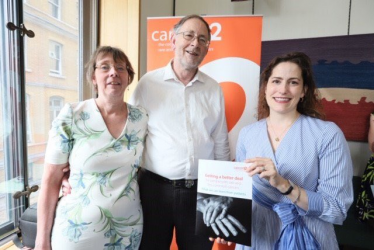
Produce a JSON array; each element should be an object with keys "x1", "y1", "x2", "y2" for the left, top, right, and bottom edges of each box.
[{"x1": 173, "y1": 14, "x2": 211, "y2": 41}]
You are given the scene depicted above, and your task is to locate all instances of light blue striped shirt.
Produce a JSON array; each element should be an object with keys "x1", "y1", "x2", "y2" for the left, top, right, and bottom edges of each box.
[{"x1": 235, "y1": 115, "x2": 353, "y2": 250}]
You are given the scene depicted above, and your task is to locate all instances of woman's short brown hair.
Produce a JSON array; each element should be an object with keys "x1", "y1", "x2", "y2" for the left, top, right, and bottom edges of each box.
[{"x1": 85, "y1": 46, "x2": 135, "y2": 91}]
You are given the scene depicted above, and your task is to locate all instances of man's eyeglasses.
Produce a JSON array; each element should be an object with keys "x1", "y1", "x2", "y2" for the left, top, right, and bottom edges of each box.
[
  {"x1": 176, "y1": 31, "x2": 210, "y2": 47},
  {"x1": 95, "y1": 64, "x2": 128, "y2": 73}
]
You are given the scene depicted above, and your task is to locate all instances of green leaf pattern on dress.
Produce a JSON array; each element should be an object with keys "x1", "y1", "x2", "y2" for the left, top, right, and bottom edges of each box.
[
  {"x1": 84, "y1": 129, "x2": 143, "y2": 165},
  {"x1": 115, "y1": 156, "x2": 142, "y2": 203},
  {"x1": 357, "y1": 154, "x2": 374, "y2": 222},
  {"x1": 50, "y1": 105, "x2": 74, "y2": 154},
  {"x1": 98, "y1": 207, "x2": 141, "y2": 249},
  {"x1": 128, "y1": 105, "x2": 143, "y2": 123},
  {"x1": 73, "y1": 111, "x2": 105, "y2": 149}
]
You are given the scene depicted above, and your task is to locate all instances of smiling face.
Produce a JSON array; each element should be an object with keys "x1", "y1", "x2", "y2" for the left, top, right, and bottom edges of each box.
[
  {"x1": 92, "y1": 53, "x2": 129, "y2": 100},
  {"x1": 265, "y1": 62, "x2": 306, "y2": 116},
  {"x1": 172, "y1": 18, "x2": 209, "y2": 72}
]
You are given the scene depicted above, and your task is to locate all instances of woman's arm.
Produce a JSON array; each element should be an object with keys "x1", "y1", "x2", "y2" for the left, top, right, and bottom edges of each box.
[
  {"x1": 34, "y1": 162, "x2": 68, "y2": 250},
  {"x1": 369, "y1": 113, "x2": 374, "y2": 153},
  {"x1": 314, "y1": 123, "x2": 353, "y2": 224}
]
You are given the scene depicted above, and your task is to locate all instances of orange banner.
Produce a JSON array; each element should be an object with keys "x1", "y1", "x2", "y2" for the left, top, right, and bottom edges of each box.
[{"x1": 147, "y1": 15, "x2": 263, "y2": 159}]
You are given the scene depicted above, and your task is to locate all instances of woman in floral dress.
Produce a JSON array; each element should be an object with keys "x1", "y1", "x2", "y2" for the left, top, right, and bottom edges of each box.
[
  {"x1": 35, "y1": 46, "x2": 147, "y2": 250},
  {"x1": 356, "y1": 112, "x2": 374, "y2": 227}
]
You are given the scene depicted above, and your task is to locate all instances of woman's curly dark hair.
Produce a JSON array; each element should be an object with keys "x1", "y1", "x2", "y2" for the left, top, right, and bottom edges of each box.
[{"x1": 257, "y1": 52, "x2": 325, "y2": 120}]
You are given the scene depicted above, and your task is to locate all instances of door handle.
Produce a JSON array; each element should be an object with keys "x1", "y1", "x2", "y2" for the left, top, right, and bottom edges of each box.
[
  {"x1": 13, "y1": 185, "x2": 39, "y2": 199},
  {"x1": 6, "y1": 22, "x2": 35, "y2": 38}
]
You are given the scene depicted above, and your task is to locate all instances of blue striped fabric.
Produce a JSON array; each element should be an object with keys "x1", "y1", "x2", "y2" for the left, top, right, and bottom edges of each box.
[
  {"x1": 234, "y1": 115, "x2": 353, "y2": 250},
  {"x1": 253, "y1": 186, "x2": 321, "y2": 250}
]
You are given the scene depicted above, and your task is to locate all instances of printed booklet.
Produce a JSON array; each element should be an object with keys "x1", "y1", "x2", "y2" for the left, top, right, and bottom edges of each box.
[{"x1": 195, "y1": 159, "x2": 252, "y2": 246}]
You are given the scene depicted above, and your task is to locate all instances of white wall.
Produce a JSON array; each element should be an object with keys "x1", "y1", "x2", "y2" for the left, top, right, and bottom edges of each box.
[{"x1": 140, "y1": 0, "x2": 374, "y2": 176}]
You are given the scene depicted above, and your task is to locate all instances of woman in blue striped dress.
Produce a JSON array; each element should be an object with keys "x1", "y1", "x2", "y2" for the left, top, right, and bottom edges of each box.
[{"x1": 235, "y1": 52, "x2": 353, "y2": 250}]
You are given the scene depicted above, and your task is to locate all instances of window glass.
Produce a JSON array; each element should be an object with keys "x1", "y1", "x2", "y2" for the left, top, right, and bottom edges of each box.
[
  {"x1": 0, "y1": 0, "x2": 25, "y2": 235},
  {"x1": 26, "y1": 94, "x2": 32, "y2": 143},
  {"x1": 49, "y1": 0, "x2": 60, "y2": 19},
  {"x1": 49, "y1": 96, "x2": 64, "y2": 125},
  {"x1": 25, "y1": 0, "x2": 79, "y2": 206},
  {"x1": 24, "y1": 37, "x2": 29, "y2": 70},
  {"x1": 49, "y1": 41, "x2": 62, "y2": 75},
  {"x1": 0, "y1": 0, "x2": 81, "y2": 234}
]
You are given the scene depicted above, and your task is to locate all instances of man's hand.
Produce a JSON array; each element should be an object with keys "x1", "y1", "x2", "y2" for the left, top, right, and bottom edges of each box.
[
  {"x1": 209, "y1": 237, "x2": 233, "y2": 246},
  {"x1": 61, "y1": 166, "x2": 71, "y2": 196}
]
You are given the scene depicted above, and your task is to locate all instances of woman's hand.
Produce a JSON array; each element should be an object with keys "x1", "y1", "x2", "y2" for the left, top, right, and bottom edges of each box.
[
  {"x1": 61, "y1": 167, "x2": 71, "y2": 196},
  {"x1": 244, "y1": 157, "x2": 289, "y2": 192},
  {"x1": 244, "y1": 157, "x2": 309, "y2": 210}
]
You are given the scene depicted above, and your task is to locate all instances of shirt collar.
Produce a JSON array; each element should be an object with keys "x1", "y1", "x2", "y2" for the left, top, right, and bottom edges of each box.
[{"x1": 164, "y1": 60, "x2": 205, "y2": 85}]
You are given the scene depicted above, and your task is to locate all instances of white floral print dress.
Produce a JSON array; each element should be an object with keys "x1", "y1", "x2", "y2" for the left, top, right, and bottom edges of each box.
[{"x1": 45, "y1": 99, "x2": 147, "y2": 250}]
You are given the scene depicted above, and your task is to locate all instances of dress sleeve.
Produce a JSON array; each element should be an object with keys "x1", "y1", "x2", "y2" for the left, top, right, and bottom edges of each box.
[
  {"x1": 44, "y1": 103, "x2": 74, "y2": 164},
  {"x1": 128, "y1": 78, "x2": 145, "y2": 107},
  {"x1": 306, "y1": 122, "x2": 354, "y2": 225}
]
